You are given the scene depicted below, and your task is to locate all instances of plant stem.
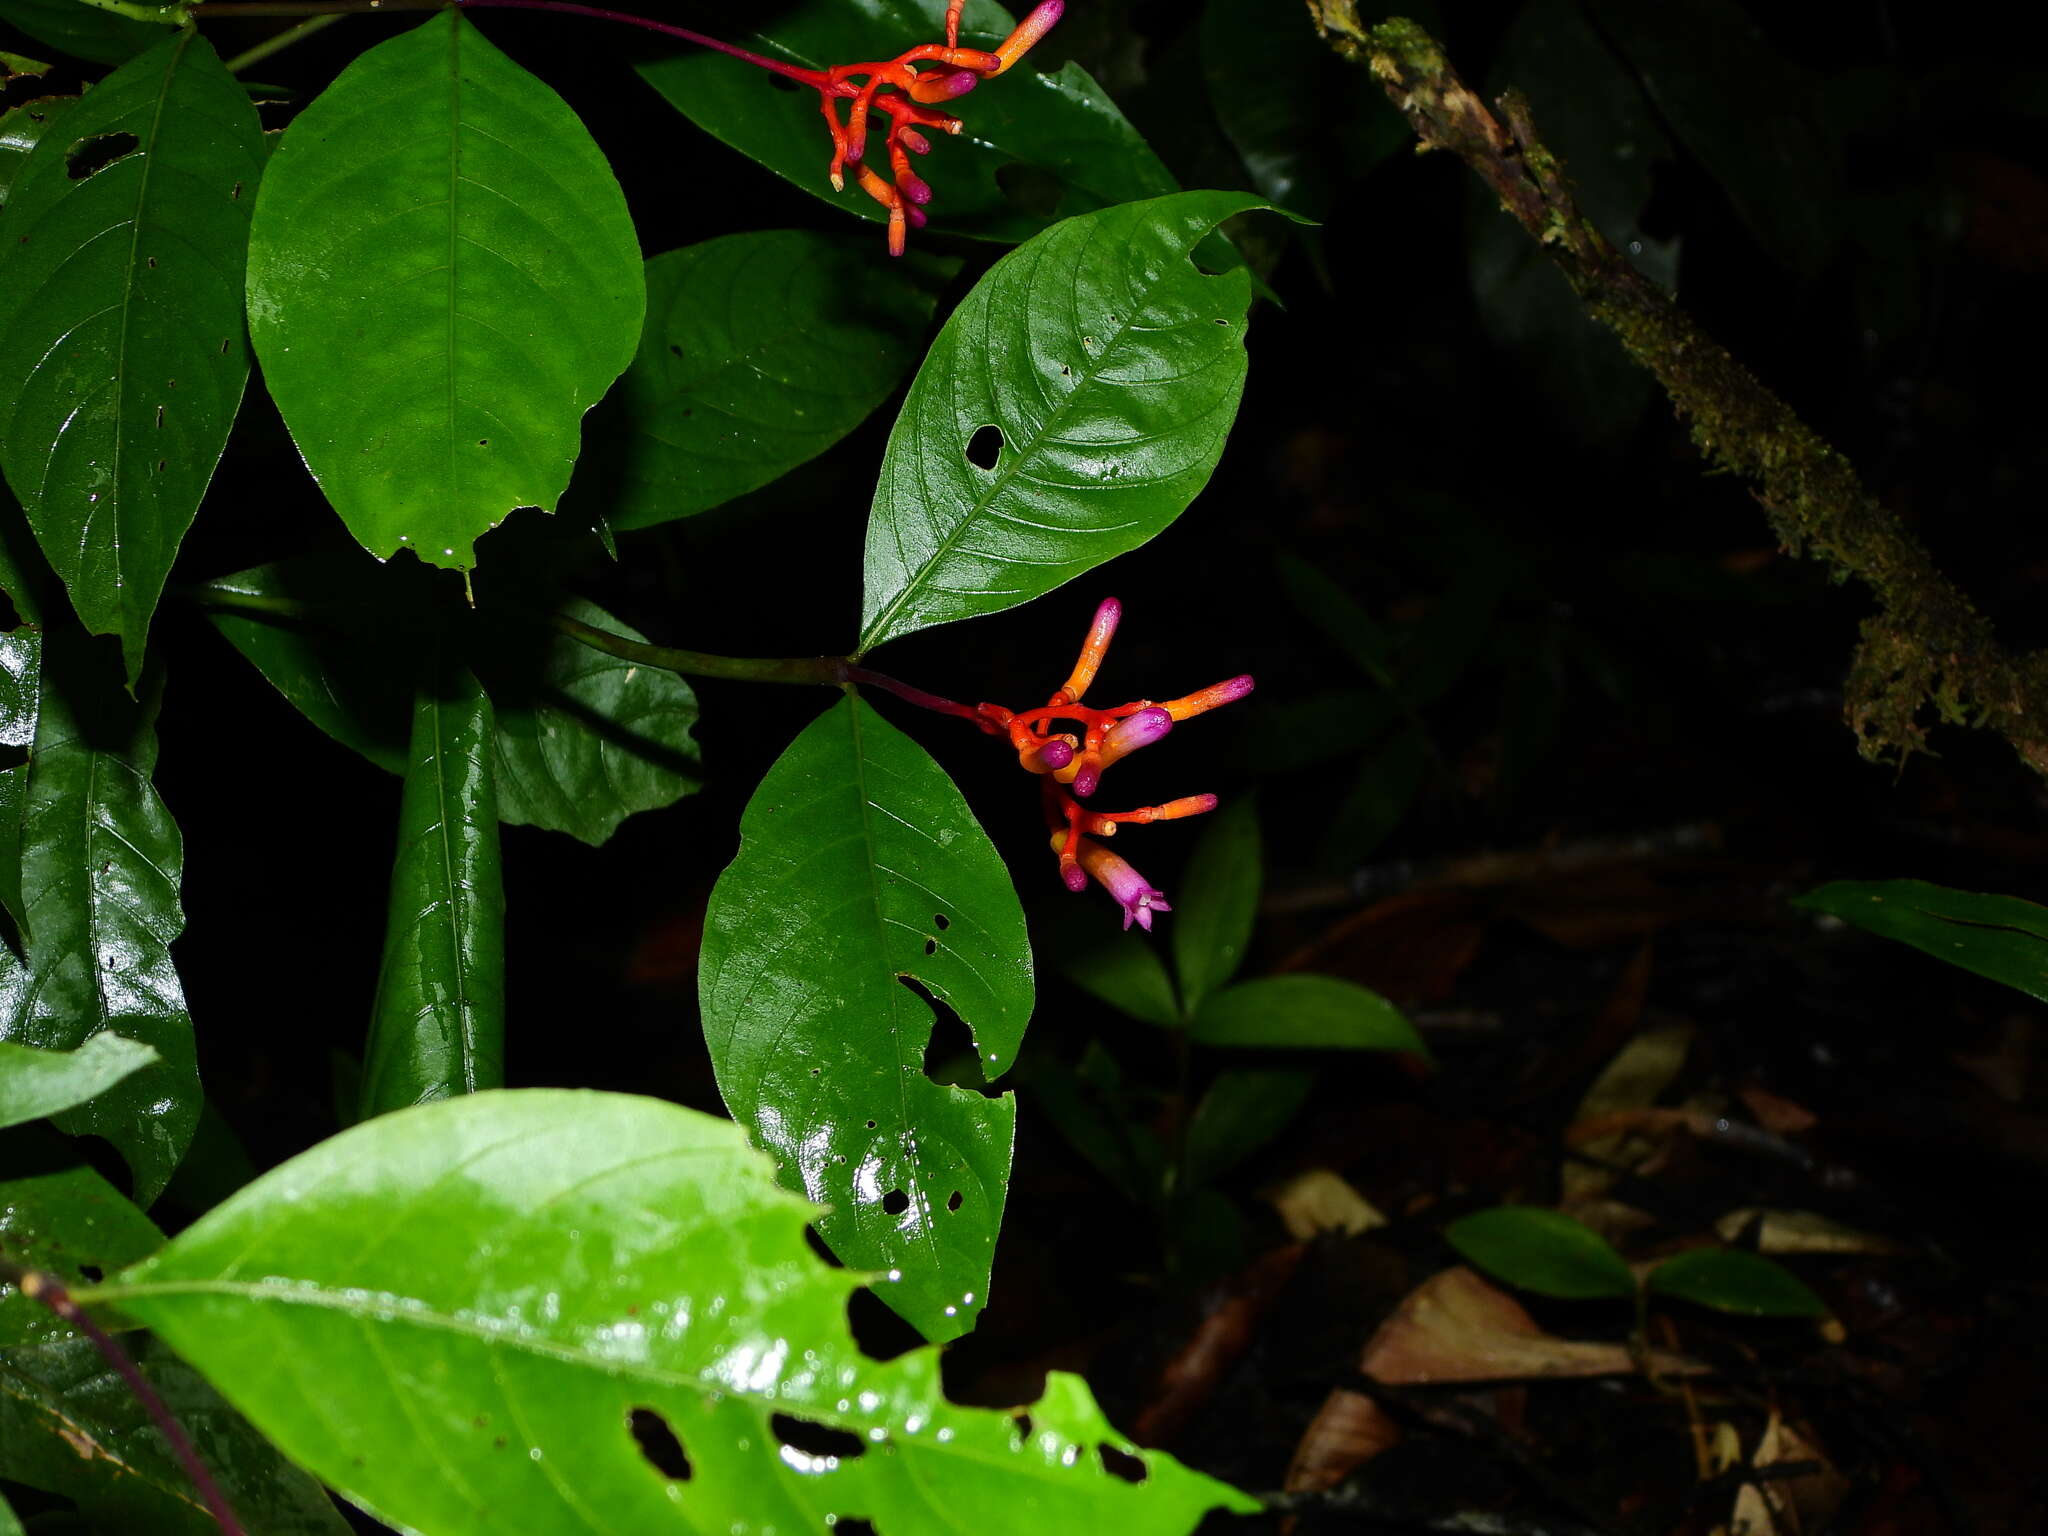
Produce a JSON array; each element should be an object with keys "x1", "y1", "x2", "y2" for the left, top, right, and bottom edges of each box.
[
  {"x1": 549, "y1": 613, "x2": 983, "y2": 720},
  {"x1": 224, "y1": 12, "x2": 345, "y2": 72},
  {"x1": 0, "y1": 1260, "x2": 246, "y2": 1536}
]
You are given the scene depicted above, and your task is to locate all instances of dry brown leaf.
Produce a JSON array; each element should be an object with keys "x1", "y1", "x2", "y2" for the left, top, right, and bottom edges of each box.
[
  {"x1": 1728, "y1": 1480, "x2": 1781, "y2": 1536},
  {"x1": 1736, "y1": 1084, "x2": 1819, "y2": 1135},
  {"x1": 1563, "y1": 1018, "x2": 1692, "y2": 1204},
  {"x1": 1714, "y1": 1207, "x2": 1905, "y2": 1256},
  {"x1": 1263, "y1": 1168, "x2": 1388, "y2": 1240},
  {"x1": 1752, "y1": 1411, "x2": 1849, "y2": 1533},
  {"x1": 1131, "y1": 1242, "x2": 1306, "y2": 1447},
  {"x1": 1283, "y1": 1386, "x2": 1404, "y2": 1495}
]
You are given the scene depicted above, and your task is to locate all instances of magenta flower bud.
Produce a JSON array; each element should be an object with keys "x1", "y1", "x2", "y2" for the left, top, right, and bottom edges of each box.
[
  {"x1": 900, "y1": 127, "x2": 932, "y2": 155},
  {"x1": 1038, "y1": 738, "x2": 1074, "y2": 770},
  {"x1": 1076, "y1": 840, "x2": 1171, "y2": 931},
  {"x1": 1062, "y1": 862, "x2": 1089, "y2": 893},
  {"x1": 1099, "y1": 706, "x2": 1172, "y2": 767},
  {"x1": 1071, "y1": 758, "x2": 1101, "y2": 798},
  {"x1": 906, "y1": 205, "x2": 928, "y2": 229},
  {"x1": 934, "y1": 68, "x2": 980, "y2": 99},
  {"x1": 900, "y1": 172, "x2": 933, "y2": 205}
]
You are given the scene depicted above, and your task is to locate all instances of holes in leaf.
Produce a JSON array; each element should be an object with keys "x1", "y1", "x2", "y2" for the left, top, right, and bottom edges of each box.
[
  {"x1": 924, "y1": 937, "x2": 938, "y2": 956},
  {"x1": 76, "y1": 1264, "x2": 103, "y2": 1283},
  {"x1": 932, "y1": 913, "x2": 950, "y2": 931},
  {"x1": 65, "y1": 132, "x2": 138, "y2": 181},
  {"x1": 864, "y1": 1118, "x2": 877, "y2": 1129},
  {"x1": 881, "y1": 1187, "x2": 910, "y2": 1216},
  {"x1": 907, "y1": 977, "x2": 999, "y2": 1096},
  {"x1": 946, "y1": 1189, "x2": 963, "y2": 1212},
  {"x1": 829, "y1": 1520, "x2": 878, "y2": 1536},
  {"x1": 847, "y1": 1286, "x2": 923, "y2": 1361},
  {"x1": 965, "y1": 424, "x2": 1003, "y2": 471},
  {"x1": 1096, "y1": 1443, "x2": 1148, "y2": 1484},
  {"x1": 1010, "y1": 1412, "x2": 1034, "y2": 1446},
  {"x1": 628, "y1": 1407, "x2": 691, "y2": 1480},
  {"x1": 773, "y1": 1413, "x2": 868, "y2": 1462}
]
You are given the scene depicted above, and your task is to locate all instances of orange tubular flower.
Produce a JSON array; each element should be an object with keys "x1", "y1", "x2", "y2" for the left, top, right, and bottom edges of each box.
[{"x1": 968, "y1": 598, "x2": 1253, "y2": 929}]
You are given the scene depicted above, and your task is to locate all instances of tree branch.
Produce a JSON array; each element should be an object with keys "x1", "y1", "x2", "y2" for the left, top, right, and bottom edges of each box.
[{"x1": 1308, "y1": 3, "x2": 2048, "y2": 776}]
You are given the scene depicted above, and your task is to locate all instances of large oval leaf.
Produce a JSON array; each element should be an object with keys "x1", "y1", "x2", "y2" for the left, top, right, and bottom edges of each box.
[
  {"x1": 362, "y1": 664, "x2": 505, "y2": 1117},
  {"x1": 586, "y1": 231, "x2": 955, "y2": 531},
  {"x1": 247, "y1": 10, "x2": 643, "y2": 568},
  {"x1": 700, "y1": 694, "x2": 1032, "y2": 1341},
  {"x1": 860, "y1": 190, "x2": 1264, "y2": 653},
  {"x1": 1189, "y1": 974, "x2": 1427, "y2": 1057},
  {"x1": 0, "y1": 629, "x2": 198, "y2": 1200},
  {"x1": 0, "y1": 28, "x2": 264, "y2": 683},
  {"x1": 104, "y1": 1090, "x2": 1253, "y2": 1534},
  {"x1": 0, "y1": 1332, "x2": 349, "y2": 1535},
  {"x1": 635, "y1": 0, "x2": 1179, "y2": 246},
  {"x1": 1794, "y1": 879, "x2": 2048, "y2": 1002}
]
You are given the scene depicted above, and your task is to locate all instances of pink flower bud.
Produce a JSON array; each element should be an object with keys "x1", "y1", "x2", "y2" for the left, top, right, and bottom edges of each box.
[{"x1": 1099, "y1": 706, "x2": 1172, "y2": 767}]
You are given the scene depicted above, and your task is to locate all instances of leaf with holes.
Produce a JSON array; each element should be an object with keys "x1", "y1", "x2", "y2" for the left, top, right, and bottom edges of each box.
[
  {"x1": 636, "y1": 0, "x2": 1180, "y2": 246},
  {"x1": 480, "y1": 598, "x2": 703, "y2": 846},
  {"x1": 586, "y1": 230, "x2": 955, "y2": 531},
  {"x1": 0, "y1": 29, "x2": 264, "y2": 685},
  {"x1": 0, "y1": 1163, "x2": 162, "y2": 1347},
  {"x1": 360, "y1": 664, "x2": 504, "y2": 1118},
  {"x1": 0, "y1": 1331, "x2": 350, "y2": 1536},
  {"x1": 700, "y1": 693, "x2": 1032, "y2": 1341},
  {"x1": 246, "y1": 10, "x2": 643, "y2": 568},
  {"x1": 102, "y1": 1090, "x2": 1251, "y2": 1533},
  {"x1": 860, "y1": 190, "x2": 1266, "y2": 653},
  {"x1": 0, "y1": 1032, "x2": 158, "y2": 1130},
  {"x1": 0, "y1": 628, "x2": 199, "y2": 1200}
]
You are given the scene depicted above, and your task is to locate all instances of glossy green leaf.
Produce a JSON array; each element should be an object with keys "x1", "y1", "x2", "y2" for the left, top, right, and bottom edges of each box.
[
  {"x1": 0, "y1": 1163, "x2": 162, "y2": 1347},
  {"x1": 482, "y1": 598, "x2": 702, "y2": 846},
  {"x1": 198, "y1": 561, "x2": 414, "y2": 775},
  {"x1": 0, "y1": 1033, "x2": 157, "y2": 1130},
  {"x1": 1190, "y1": 974, "x2": 1426, "y2": 1056},
  {"x1": 1184, "y1": 1067, "x2": 1312, "y2": 1187},
  {"x1": 1795, "y1": 879, "x2": 2048, "y2": 1002},
  {"x1": 1171, "y1": 795, "x2": 1260, "y2": 1015},
  {"x1": 105, "y1": 1090, "x2": 1252, "y2": 1533},
  {"x1": 361, "y1": 664, "x2": 505, "y2": 1118},
  {"x1": 0, "y1": 0, "x2": 177, "y2": 68},
  {"x1": 0, "y1": 1331, "x2": 349, "y2": 1535},
  {"x1": 0, "y1": 29, "x2": 264, "y2": 684},
  {"x1": 636, "y1": 0, "x2": 1179, "y2": 246},
  {"x1": 0, "y1": 631, "x2": 197, "y2": 1201},
  {"x1": 1063, "y1": 929, "x2": 1181, "y2": 1027},
  {"x1": 0, "y1": 626, "x2": 37, "y2": 939},
  {"x1": 1648, "y1": 1247, "x2": 1826, "y2": 1318},
  {"x1": 589, "y1": 230, "x2": 955, "y2": 531},
  {"x1": 0, "y1": 91, "x2": 70, "y2": 207},
  {"x1": 701, "y1": 694, "x2": 1032, "y2": 1341},
  {"x1": 246, "y1": 10, "x2": 643, "y2": 568},
  {"x1": 1444, "y1": 1206, "x2": 1637, "y2": 1301},
  {"x1": 861, "y1": 190, "x2": 1264, "y2": 653}
]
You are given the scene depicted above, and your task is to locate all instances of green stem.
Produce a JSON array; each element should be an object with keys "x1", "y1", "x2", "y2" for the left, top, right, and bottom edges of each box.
[
  {"x1": 224, "y1": 12, "x2": 345, "y2": 72},
  {"x1": 546, "y1": 612, "x2": 847, "y2": 687}
]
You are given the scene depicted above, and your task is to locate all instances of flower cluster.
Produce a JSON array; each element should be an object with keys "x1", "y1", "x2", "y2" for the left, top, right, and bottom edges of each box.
[
  {"x1": 779, "y1": 0, "x2": 1066, "y2": 254},
  {"x1": 970, "y1": 598, "x2": 1254, "y2": 930}
]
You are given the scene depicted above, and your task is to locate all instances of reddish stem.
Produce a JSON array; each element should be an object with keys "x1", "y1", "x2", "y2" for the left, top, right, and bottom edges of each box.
[{"x1": 1, "y1": 1262, "x2": 245, "y2": 1536}]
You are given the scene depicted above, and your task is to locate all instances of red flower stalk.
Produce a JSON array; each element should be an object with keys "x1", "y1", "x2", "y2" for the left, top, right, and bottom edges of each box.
[
  {"x1": 742, "y1": 0, "x2": 1066, "y2": 254},
  {"x1": 970, "y1": 598, "x2": 1253, "y2": 928}
]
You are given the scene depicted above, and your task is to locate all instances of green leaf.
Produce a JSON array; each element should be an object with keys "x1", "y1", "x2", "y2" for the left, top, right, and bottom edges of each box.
[
  {"x1": 0, "y1": 630, "x2": 198, "y2": 1201},
  {"x1": 361, "y1": 663, "x2": 504, "y2": 1119},
  {"x1": 105, "y1": 1090, "x2": 1252, "y2": 1533},
  {"x1": 0, "y1": 1033, "x2": 157, "y2": 1130},
  {"x1": 0, "y1": 0, "x2": 175, "y2": 67},
  {"x1": 1444, "y1": 1206, "x2": 1637, "y2": 1301},
  {"x1": 701, "y1": 694, "x2": 1032, "y2": 1341},
  {"x1": 1063, "y1": 929, "x2": 1181, "y2": 1027},
  {"x1": 198, "y1": 561, "x2": 414, "y2": 775},
  {"x1": 1171, "y1": 795, "x2": 1260, "y2": 1014},
  {"x1": 0, "y1": 1163, "x2": 162, "y2": 1347},
  {"x1": 0, "y1": 29, "x2": 265, "y2": 685},
  {"x1": 0, "y1": 625, "x2": 38, "y2": 939},
  {"x1": 481, "y1": 598, "x2": 701, "y2": 846},
  {"x1": 246, "y1": 10, "x2": 643, "y2": 569},
  {"x1": 860, "y1": 190, "x2": 1265, "y2": 653},
  {"x1": 1648, "y1": 1247, "x2": 1826, "y2": 1318},
  {"x1": 1190, "y1": 974, "x2": 1426, "y2": 1056},
  {"x1": 0, "y1": 1331, "x2": 349, "y2": 1535},
  {"x1": 588, "y1": 230, "x2": 955, "y2": 532},
  {"x1": 1184, "y1": 1067, "x2": 1312, "y2": 1187},
  {"x1": 0, "y1": 1485, "x2": 18, "y2": 1536},
  {"x1": 0, "y1": 92, "x2": 70, "y2": 208},
  {"x1": 1794, "y1": 879, "x2": 2048, "y2": 1002},
  {"x1": 636, "y1": 0, "x2": 1180, "y2": 246}
]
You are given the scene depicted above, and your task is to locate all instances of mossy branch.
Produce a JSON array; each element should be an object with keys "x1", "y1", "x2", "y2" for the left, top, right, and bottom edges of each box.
[{"x1": 1308, "y1": 1, "x2": 2048, "y2": 776}]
